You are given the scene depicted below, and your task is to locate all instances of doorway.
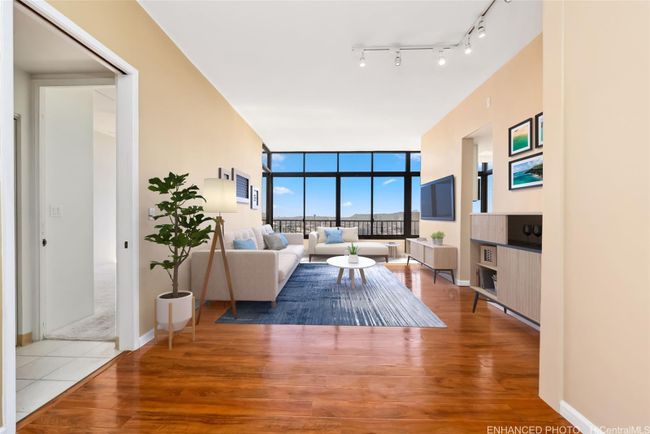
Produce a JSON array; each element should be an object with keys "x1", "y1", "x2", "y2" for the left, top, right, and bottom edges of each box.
[{"x1": 3, "y1": 0, "x2": 139, "y2": 427}]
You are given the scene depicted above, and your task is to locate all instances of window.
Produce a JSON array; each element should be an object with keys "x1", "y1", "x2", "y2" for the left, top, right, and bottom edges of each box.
[
  {"x1": 373, "y1": 177, "x2": 404, "y2": 235},
  {"x1": 410, "y1": 153, "x2": 421, "y2": 171},
  {"x1": 272, "y1": 153, "x2": 303, "y2": 172},
  {"x1": 305, "y1": 153, "x2": 337, "y2": 172},
  {"x1": 272, "y1": 177, "x2": 303, "y2": 233},
  {"x1": 305, "y1": 177, "x2": 336, "y2": 234},
  {"x1": 373, "y1": 153, "x2": 406, "y2": 171},
  {"x1": 340, "y1": 177, "x2": 371, "y2": 236},
  {"x1": 339, "y1": 153, "x2": 371, "y2": 172},
  {"x1": 411, "y1": 176, "x2": 420, "y2": 236},
  {"x1": 265, "y1": 152, "x2": 420, "y2": 238}
]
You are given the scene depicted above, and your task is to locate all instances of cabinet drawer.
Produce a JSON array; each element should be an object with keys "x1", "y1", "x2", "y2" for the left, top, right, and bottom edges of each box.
[{"x1": 471, "y1": 215, "x2": 507, "y2": 244}]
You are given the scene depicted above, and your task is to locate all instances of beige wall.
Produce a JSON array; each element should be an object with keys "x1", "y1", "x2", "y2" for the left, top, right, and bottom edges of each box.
[
  {"x1": 420, "y1": 36, "x2": 543, "y2": 281},
  {"x1": 48, "y1": 0, "x2": 263, "y2": 335},
  {"x1": 540, "y1": 0, "x2": 650, "y2": 427}
]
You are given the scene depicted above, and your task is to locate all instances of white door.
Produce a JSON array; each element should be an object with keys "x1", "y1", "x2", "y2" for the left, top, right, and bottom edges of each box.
[{"x1": 39, "y1": 86, "x2": 95, "y2": 334}]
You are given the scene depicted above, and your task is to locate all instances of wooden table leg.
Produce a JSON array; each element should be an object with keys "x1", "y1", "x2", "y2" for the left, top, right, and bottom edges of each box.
[
  {"x1": 337, "y1": 268, "x2": 344, "y2": 284},
  {"x1": 360, "y1": 268, "x2": 366, "y2": 285},
  {"x1": 349, "y1": 269, "x2": 355, "y2": 288}
]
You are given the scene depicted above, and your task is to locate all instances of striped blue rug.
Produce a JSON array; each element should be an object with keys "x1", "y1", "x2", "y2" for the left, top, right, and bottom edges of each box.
[{"x1": 217, "y1": 264, "x2": 446, "y2": 328}]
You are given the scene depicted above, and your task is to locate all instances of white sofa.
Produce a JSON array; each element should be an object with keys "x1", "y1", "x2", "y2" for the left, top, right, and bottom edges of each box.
[
  {"x1": 307, "y1": 227, "x2": 389, "y2": 262},
  {"x1": 190, "y1": 224, "x2": 303, "y2": 303}
]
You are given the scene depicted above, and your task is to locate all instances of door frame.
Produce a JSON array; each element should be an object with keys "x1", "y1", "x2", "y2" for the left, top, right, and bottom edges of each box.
[
  {"x1": 0, "y1": 0, "x2": 140, "y2": 431},
  {"x1": 35, "y1": 79, "x2": 114, "y2": 339}
]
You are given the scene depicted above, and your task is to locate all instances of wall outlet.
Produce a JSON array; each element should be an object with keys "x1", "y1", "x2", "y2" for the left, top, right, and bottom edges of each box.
[{"x1": 49, "y1": 205, "x2": 61, "y2": 217}]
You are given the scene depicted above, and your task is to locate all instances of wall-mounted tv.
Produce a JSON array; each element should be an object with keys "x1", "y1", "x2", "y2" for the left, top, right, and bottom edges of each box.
[{"x1": 421, "y1": 175, "x2": 455, "y2": 221}]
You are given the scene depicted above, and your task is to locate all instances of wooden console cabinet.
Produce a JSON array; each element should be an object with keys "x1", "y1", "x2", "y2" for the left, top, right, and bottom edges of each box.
[
  {"x1": 470, "y1": 213, "x2": 542, "y2": 323},
  {"x1": 405, "y1": 239, "x2": 458, "y2": 283}
]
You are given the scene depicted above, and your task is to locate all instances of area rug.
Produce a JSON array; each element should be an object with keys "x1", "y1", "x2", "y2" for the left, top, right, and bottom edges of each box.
[{"x1": 217, "y1": 263, "x2": 446, "y2": 328}]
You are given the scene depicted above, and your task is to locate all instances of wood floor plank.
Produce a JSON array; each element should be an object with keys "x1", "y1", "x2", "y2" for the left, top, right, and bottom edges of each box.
[{"x1": 18, "y1": 264, "x2": 570, "y2": 432}]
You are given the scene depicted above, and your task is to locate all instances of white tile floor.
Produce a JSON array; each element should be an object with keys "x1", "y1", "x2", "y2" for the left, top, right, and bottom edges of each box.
[{"x1": 16, "y1": 339, "x2": 120, "y2": 421}]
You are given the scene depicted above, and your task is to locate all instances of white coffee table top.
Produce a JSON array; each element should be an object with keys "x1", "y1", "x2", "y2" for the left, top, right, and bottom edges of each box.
[{"x1": 327, "y1": 255, "x2": 376, "y2": 270}]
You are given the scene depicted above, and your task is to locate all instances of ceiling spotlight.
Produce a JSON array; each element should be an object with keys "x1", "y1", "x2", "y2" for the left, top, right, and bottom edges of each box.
[
  {"x1": 477, "y1": 18, "x2": 487, "y2": 39},
  {"x1": 359, "y1": 51, "x2": 366, "y2": 67},
  {"x1": 504, "y1": 0, "x2": 512, "y2": 3},
  {"x1": 464, "y1": 38, "x2": 472, "y2": 55},
  {"x1": 437, "y1": 50, "x2": 447, "y2": 66},
  {"x1": 394, "y1": 50, "x2": 402, "y2": 67}
]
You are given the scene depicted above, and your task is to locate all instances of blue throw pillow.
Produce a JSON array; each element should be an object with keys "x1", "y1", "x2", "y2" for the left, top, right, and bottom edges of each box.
[
  {"x1": 233, "y1": 238, "x2": 256, "y2": 250},
  {"x1": 277, "y1": 233, "x2": 289, "y2": 247},
  {"x1": 324, "y1": 228, "x2": 344, "y2": 244}
]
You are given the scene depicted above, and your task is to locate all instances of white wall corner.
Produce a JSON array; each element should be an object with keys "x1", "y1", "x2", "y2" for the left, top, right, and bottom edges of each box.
[
  {"x1": 560, "y1": 401, "x2": 603, "y2": 434},
  {"x1": 138, "y1": 328, "x2": 154, "y2": 348}
]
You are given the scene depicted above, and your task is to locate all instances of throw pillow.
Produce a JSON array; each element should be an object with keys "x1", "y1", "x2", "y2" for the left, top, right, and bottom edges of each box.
[
  {"x1": 316, "y1": 226, "x2": 328, "y2": 243},
  {"x1": 233, "y1": 238, "x2": 256, "y2": 250},
  {"x1": 324, "y1": 228, "x2": 344, "y2": 244},
  {"x1": 340, "y1": 227, "x2": 359, "y2": 242},
  {"x1": 263, "y1": 234, "x2": 286, "y2": 250},
  {"x1": 277, "y1": 233, "x2": 289, "y2": 247}
]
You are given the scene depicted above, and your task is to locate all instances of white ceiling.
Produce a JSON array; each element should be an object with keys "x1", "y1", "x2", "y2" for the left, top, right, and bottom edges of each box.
[
  {"x1": 140, "y1": 0, "x2": 541, "y2": 151},
  {"x1": 14, "y1": 3, "x2": 111, "y2": 74}
]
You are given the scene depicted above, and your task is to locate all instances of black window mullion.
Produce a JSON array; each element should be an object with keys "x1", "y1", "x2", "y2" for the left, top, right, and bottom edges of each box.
[{"x1": 335, "y1": 176, "x2": 341, "y2": 228}]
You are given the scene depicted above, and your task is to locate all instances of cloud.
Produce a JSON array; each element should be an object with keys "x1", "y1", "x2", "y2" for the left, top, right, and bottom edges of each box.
[
  {"x1": 382, "y1": 178, "x2": 397, "y2": 186},
  {"x1": 342, "y1": 201, "x2": 352, "y2": 207},
  {"x1": 272, "y1": 154, "x2": 286, "y2": 162},
  {"x1": 273, "y1": 186, "x2": 293, "y2": 195}
]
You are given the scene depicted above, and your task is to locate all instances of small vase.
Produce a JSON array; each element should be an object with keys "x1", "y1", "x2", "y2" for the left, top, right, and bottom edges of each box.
[
  {"x1": 348, "y1": 254, "x2": 359, "y2": 263},
  {"x1": 432, "y1": 238, "x2": 443, "y2": 246}
]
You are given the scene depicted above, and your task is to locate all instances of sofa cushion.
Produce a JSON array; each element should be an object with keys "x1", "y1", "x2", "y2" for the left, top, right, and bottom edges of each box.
[
  {"x1": 340, "y1": 227, "x2": 359, "y2": 242},
  {"x1": 251, "y1": 226, "x2": 265, "y2": 250},
  {"x1": 233, "y1": 238, "x2": 257, "y2": 250},
  {"x1": 324, "y1": 228, "x2": 344, "y2": 244},
  {"x1": 264, "y1": 233, "x2": 287, "y2": 250},
  {"x1": 314, "y1": 241, "x2": 389, "y2": 256},
  {"x1": 277, "y1": 253, "x2": 297, "y2": 283},
  {"x1": 282, "y1": 244, "x2": 305, "y2": 259},
  {"x1": 222, "y1": 228, "x2": 258, "y2": 250}
]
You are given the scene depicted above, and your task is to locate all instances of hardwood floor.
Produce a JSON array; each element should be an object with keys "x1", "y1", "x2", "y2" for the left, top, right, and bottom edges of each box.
[{"x1": 18, "y1": 264, "x2": 569, "y2": 433}]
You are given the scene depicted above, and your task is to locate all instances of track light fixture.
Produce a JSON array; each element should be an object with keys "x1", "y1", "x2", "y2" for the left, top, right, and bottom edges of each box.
[
  {"x1": 352, "y1": 0, "x2": 510, "y2": 69},
  {"x1": 464, "y1": 37, "x2": 472, "y2": 55},
  {"x1": 477, "y1": 18, "x2": 487, "y2": 39},
  {"x1": 437, "y1": 50, "x2": 447, "y2": 66}
]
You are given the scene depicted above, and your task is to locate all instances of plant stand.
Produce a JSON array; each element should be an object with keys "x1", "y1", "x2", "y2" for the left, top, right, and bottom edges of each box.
[{"x1": 154, "y1": 294, "x2": 196, "y2": 350}]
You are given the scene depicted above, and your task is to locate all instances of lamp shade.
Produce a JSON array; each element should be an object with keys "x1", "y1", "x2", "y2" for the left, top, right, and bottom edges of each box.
[{"x1": 203, "y1": 178, "x2": 237, "y2": 213}]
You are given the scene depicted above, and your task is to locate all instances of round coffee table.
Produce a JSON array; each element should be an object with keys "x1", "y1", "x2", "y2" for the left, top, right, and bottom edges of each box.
[{"x1": 326, "y1": 256, "x2": 376, "y2": 288}]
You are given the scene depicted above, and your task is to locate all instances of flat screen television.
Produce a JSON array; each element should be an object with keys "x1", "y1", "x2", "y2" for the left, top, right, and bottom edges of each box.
[{"x1": 421, "y1": 175, "x2": 455, "y2": 221}]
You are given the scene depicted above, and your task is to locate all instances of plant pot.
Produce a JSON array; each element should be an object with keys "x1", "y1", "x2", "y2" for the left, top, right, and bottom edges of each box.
[
  {"x1": 156, "y1": 291, "x2": 193, "y2": 332},
  {"x1": 348, "y1": 254, "x2": 359, "y2": 263},
  {"x1": 432, "y1": 238, "x2": 443, "y2": 245}
]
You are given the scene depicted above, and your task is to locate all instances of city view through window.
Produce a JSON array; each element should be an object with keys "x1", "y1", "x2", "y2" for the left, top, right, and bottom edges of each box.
[{"x1": 262, "y1": 152, "x2": 421, "y2": 238}]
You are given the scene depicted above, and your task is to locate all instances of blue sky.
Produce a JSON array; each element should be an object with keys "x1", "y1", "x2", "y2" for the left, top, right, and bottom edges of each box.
[{"x1": 269, "y1": 153, "x2": 421, "y2": 218}]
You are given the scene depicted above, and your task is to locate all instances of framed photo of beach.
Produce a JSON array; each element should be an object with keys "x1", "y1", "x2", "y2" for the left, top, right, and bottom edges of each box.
[
  {"x1": 508, "y1": 118, "x2": 532, "y2": 156},
  {"x1": 535, "y1": 112, "x2": 544, "y2": 148},
  {"x1": 509, "y1": 152, "x2": 543, "y2": 190}
]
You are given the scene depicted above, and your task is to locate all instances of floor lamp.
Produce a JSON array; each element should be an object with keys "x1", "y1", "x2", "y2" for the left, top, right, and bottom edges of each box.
[{"x1": 196, "y1": 178, "x2": 238, "y2": 324}]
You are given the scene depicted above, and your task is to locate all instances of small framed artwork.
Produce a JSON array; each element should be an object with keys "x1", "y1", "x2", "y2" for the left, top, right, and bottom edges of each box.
[
  {"x1": 218, "y1": 167, "x2": 233, "y2": 181},
  {"x1": 250, "y1": 186, "x2": 260, "y2": 210},
  {"x1": 535, "y1": 112, "x2": 544, "y2": 148},
  {"x1": 233, "y1": 169, "x2": 250, "y2": 204},
  {"x1": 509, "y1": 152, "x2": 543, "y2": 190},
  {"x1": 509, "y1": 118, "x2": 533, "y2": 156}
]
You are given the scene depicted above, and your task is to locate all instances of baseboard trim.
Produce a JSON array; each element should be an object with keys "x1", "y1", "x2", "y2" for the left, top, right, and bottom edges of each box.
[
  {"x1": 560, "y1": 400, "x2": 602, "y2": 434},
  {"x1": 138, "y1": 328, "x2": 154, "y2": 348},
  {"x1": 455, "y1": 279, "x2": 470, "y2": 287},
  {"x1": 17, "y1": 332, "x2": 32, "y2": 346}
]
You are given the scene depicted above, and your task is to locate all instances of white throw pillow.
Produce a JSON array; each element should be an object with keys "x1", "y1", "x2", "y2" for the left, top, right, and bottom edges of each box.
[
  {"x1": 316, "y1": 227, "x2": 329, "y2": 243},
  {"x1": 261, "y1": 224, "x2": 274, "y2": 235},
  {"x1": 339, "y1": 227, "x2": 359, "y2": 242}
]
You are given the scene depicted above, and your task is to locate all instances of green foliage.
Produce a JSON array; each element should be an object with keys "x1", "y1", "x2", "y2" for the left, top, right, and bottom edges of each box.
[
  {"x1": 347, "y1": 242, "x2": 359, "y2": 255},
  {"x1": 144, "y1": 173, "x2": 212, "y2": 297},
  {"x1": 431, "y1": 231, "x2": 445, "y2": 240}
]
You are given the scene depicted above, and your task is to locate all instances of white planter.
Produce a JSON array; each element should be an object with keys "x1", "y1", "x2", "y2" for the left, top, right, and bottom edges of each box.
[
  {"x1": 432, "y1": 238, "x2": 443, "y2": 245},
  {"x1": 156, "y1": 291, "x2": 193, "y2": 332},
  {"x1": 348, "y1": 254, "x2": 359, "y2": 263}
]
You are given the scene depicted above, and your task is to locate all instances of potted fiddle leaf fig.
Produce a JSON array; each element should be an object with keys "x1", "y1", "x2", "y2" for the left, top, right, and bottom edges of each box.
[{"x1": 145, "y1": 173, "x2": 212, "y2": 333}]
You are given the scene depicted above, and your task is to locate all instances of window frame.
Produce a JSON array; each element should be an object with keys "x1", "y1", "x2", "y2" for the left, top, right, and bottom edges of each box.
[{"x1": 264, "y1": 151, "x2": 421, "y2": 239}]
